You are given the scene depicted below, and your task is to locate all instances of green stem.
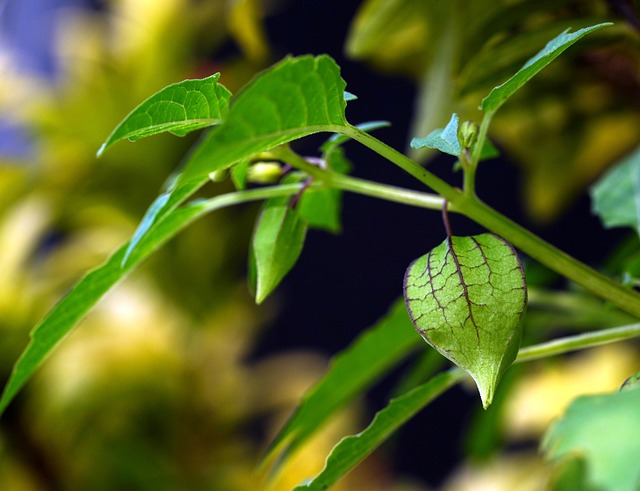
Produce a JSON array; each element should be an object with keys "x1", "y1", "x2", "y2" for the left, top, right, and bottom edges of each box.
[
  {"x1": 277, "y1": 146, "x2": 447, "y2": 211},
  {"x1": 341, "y1": 125, "x2": 462, "y2": 201},
  {"x1": 343, "y1": 126, "x2": 640, "y2": 319},
  {"x1": 464, "y1": 198, "x2": 640, "y2": 318},
  {"x1": 516, "y1": 322, "x2": 640, "y2": 362}
]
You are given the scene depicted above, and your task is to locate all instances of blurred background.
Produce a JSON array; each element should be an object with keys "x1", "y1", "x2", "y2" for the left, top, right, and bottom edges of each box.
[{"x1": 1, "y1": 0, "x2": 639, "y2": 489}]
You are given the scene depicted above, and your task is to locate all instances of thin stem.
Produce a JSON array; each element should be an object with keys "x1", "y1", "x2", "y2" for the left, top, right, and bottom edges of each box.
[
  {"x1": 277, "y1": 145, "x2": 448, "y2": 211},
  {"x1": 442, "y1": 201, "x2": 453, "y2": 236},
  {"x1": 463, "y1": 198, "x2": 640, "y2": 318},
  {"x1": 342, "y1": 125, "x2": 463, "y2": 202},
  {"x1": 343, "y1": 126, "x2": 640, "y2": 319},
  {"x1": 463, "y1": 111, "x2": 493, "y2": 196},
  {"x1": 516, "y1": 322, "x2": 640, "y2": 363}
]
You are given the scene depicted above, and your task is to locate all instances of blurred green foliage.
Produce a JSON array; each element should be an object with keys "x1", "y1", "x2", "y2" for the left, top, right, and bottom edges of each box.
[{"x1": 0, "y1": 2, "x2": 383, "y2": 490}]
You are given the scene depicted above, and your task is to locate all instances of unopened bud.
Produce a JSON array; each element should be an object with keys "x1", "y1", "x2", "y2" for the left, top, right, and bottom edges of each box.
[
  {"x1": 458, "y1": 120, "x2": 479, "y2": 150},
  {"x1": 247, "y1": 162, "x2": 283, "y2": 184}
]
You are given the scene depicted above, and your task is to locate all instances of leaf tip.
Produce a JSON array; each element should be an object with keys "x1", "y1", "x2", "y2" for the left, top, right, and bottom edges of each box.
[{"x1": 96, "y1": 143, "x2": 107, "y2": 158}]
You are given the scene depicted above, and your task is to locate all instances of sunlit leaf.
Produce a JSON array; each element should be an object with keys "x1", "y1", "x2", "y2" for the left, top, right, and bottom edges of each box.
[
  {"x1": 481, "y1": 23, "x2": 611, "y2": 113},
  {"x1": 590, "y1": 144, "x2": 640, "y2": 236},
  {"x1": 123, "y1": 55, "x2": 349, "y2": 265},
  {"x1": 0, "y1": 184, "x2": 304, "y2": 415},
  {"x1": 97, "y1": 74, "x2": 231, "y2": 156},
  {"x1": 404, "y1": 234, "x2": 527, "y2": 408},
  {"x1": 263, "y1": 300, "x2": 420, "y2": 467},
  {"x1": 543, "y1": 387, "x2": 640, "y2": 491},
  {"x1": 293, "y1": 370, "x2": 465, "y2": 491}
]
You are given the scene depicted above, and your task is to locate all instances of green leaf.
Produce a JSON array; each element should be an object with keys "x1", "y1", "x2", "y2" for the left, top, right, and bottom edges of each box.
[
  {"x1": 293, "y1": 370, "x2": 465, "y2": 491},
  {"x1": 543, "y1": 387, "x2": 640, "y2": 491},
  {"x1": 403, "y1": 234, "x2": 527, "y2": 408},
  {"x1": 0, "y1": 184, "x2": 305, "y2": 415},
  {"x1": 480, "y1": 23, "x2": 611, "y2": 113},
  {"x1": 590, "y1": 144, "x2": 640, "y2": 236},
  {"x1": 263, "y1": 300, "x2": 420, "y2": 467},
  {"x1": 123, "y1": 55, "x2": 349, "y2": 266},
  {"x1": 296, "y1": 187, "x2": 342, "y2": 234},
  {"x1": 176, "y1": 55, "x2": 348, "y2": 189},
  {"x1": 296, "y1": 147, "x2": 352, "y2": 234},
  {"x1": 620, "y1": 370, "x2": 640, "y2": 391},
  {"x1": 252, "y1": 202, "x2": 307, "y2": 303},
  {"x1": 97, "y1": 74, "x2": 231, "y2": 156},
  {"x1": 411, "y1": 113, "x2": 461, "y2": 157}
]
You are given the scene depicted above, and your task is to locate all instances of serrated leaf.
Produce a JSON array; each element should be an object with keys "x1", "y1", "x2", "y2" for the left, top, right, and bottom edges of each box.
[
  {"x1": 403, "y1": 234, "x2": 526, "y2": 408},
  {"x1": 543, "y1": 387, "x2": 640, "y2": 491},
  {"x1": 411, "y1": 113, "x2": 461, "y2": 157},
  {"x1": 176, "y1": 55, "x2": 348, "y2": 189},
  {"x1": 264, "y1": 300, "x2": 420, "y2": 468},
  {"x1": 481, "y1": 23, "x2": 611, "y2": 113},
  {"x1": 252, "y1": 202, "x2": 307, "y2": 303},
  {"x1": 293, "y1": 370, "x2": 465, "y2": 491},
  {"x1": 123, "y1": 55, "x2": 349, "y2": 266},
  {"x1": 0, "y1": 184, "x2": 304, "y2": 415},
  {"x1": 590, "y1": 144, "x2": 640, "y2": 236},
  {"x1": 97, "y1": 74, "x2": 231, "y2": 156}
]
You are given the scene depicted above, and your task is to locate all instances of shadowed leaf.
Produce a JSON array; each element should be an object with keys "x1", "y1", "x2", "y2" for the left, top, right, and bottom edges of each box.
[{"x1": 591, "y1": 144, "x2": 640, "y2": 237}]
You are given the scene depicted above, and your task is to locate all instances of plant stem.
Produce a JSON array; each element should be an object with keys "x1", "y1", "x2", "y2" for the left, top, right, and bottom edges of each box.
[
  {"x1": 516, "y1": 322, "x2": 640, "y2": 362},
  {"x1": 277, "y1": 146, "x2": 447, "y2": 211},
  {"x1": 344, "y1": 126, "x2": 640, "y2": 319},
  {"x1": 464, "y1": 198, "x2": 640, "y2": 318},
  {"x1": 341, "y1": 125, "x2": 463, "y2": 201}
]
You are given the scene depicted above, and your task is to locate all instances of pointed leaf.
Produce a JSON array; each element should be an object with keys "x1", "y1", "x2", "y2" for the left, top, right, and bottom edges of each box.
[
  {"x1": 403, "y1": 234, "x2": 527, "y2": 408},
  {"x1": 411, "y1": 113, "x2": 461, "y2": 157},
  {"x1": 293, "y1": 370, "x2": 465, "y2": 491},
  {"x1": 264, "y1": 300, "x2": 420, "y2": 466},
  {"x1": 481, "y1": 23, "x2": 611, "y2": 113},
  {"x1": 97, "y1": 74, "x2": 231, "y2": 156},
  {"x1": 252, "y1": 202, "x2": 307, "y2": 303},
  {"x1": 543, "y1": 387, "x2": 640, "y2": 491},
  {"x1": 0, "y1": 184, "x2": 304, "y2": 415},
  {"x1": 123, "y1": 55, "x2": 349, "y2": 266},
  {"x1": 590, "y1": 144, "x2": 640, "y2": 236}
]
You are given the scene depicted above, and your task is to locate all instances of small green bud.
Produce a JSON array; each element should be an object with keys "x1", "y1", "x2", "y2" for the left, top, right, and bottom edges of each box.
[
  {"x1": 247, "y1": 162, "x2": 283, "y2": 184},
  {"x1": 458, "y1": 120, "x2": 479, "y2": 150},
  {"x1": 209, "y1": 168, "x2": 229, "y2": 182}
]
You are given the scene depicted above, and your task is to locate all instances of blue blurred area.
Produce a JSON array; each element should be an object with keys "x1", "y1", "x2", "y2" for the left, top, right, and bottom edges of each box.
[{"x1": 0, "y1": 0, "x2": 88, "y2": 159}]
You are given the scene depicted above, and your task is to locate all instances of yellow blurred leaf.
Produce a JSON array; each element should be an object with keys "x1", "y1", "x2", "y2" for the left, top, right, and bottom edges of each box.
[
  {"x1": 504, "y1": 344, "x2": 638, "y2": 440},
  {"x1": 227, "y1": 0, "x2": 270, "y2": 64}
]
